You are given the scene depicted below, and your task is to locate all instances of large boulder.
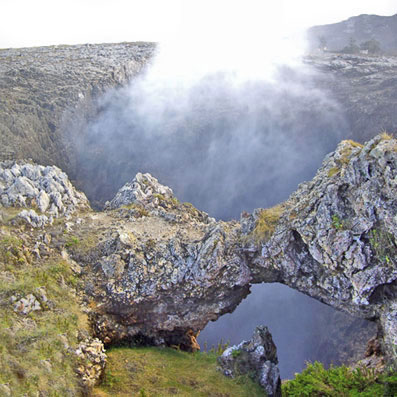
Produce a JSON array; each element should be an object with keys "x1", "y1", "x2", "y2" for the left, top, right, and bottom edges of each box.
[
  {"x1": 218, "y1": 325, "x2": 281, "y2": 397},
  {"x1": 74, "y1": 174, "x2": 251, "y2": 349}
]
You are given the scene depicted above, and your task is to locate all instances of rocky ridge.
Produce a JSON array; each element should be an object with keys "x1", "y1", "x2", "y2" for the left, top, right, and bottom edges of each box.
[
  {"x1": 0, "y1": 160, "x2": 89, "y2": 227},
  {"x1": 74, "y1": 134, "x2": 397, "y2": 366},
  {"x1": 244, "y1": 134, "x2": 397, "y2": 361},
  {"x1": 307, "y1": 13, "x2": 397, "y2": 53},
  {"x1": 70, "y1": 173, "x2": 249, "y2": 349}
]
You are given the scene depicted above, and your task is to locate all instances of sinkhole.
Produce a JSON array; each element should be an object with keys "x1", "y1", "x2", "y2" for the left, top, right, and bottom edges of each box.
[{"x1": 66, "y1": 64, "x2": 376, "y2": 379}]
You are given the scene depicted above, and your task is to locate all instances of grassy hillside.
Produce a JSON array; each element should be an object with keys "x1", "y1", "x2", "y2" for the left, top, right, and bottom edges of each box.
[{"x1": 0, "y1": 220, "x2": 87, "y2": 396}]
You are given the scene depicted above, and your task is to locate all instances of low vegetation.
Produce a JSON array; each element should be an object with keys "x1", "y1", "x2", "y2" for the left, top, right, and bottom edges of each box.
[
  {"x1": 282, "y1": 361, "x2": 397, "y2": 396},
  {"x1": 368, "y1": 228, "x2": 396, "y2": 266},
  {"x1": 93, "y1": 346, "x2": 264, "y2": 397},
  {"x1": 328, "y1": 139, "x2": 363, "y2": 177},
  {"x1": 0, "y1": 227, "x2": 88, "y2": 396},
  {"x1": 122, "y1": 202, "x2": 150, "y2": 217}
]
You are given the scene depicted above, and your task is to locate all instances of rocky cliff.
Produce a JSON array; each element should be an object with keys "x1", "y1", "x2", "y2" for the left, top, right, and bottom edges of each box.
[
  {"x1": 0, "y1": 42, "x2": 155, "y2": 174},
  {"x1": 66, "y1": 134, "x2": 396, "y2": 365},
  {"x1": 1, "y1": 43, "x2": 397, "y2": 200},
  {"x1": 305, "y1": 53, "x2": 397, "y2": 142},
  {"x1": 1, "y1": 41, "x2": 397, "y2": 394}
]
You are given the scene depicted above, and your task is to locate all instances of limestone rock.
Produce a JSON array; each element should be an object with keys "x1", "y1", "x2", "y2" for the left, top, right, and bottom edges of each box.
[
  {"x1": 17, "y1": 209, "x2": 52, "y2": 228},
  {"x1": 12, "y1": 294, "x2": 42, "y2": 315},
  {"x1": 0, "y1": 160, "x2": 90, "y2": 226},
  {"x1": 67, "y1": 135, "x2": 397, "y2": 366},
  {"x1": 71, "y1": 180, "x2": 251, "y2": 349},
  {"x1": 105, "y1": 172, "x2": 175, "y2": 210},
  {"x1": 245, "y1": 134, "x2": 397, "y2": 365},
  {"x1": 75, "y1": 338, "x2": 106, "y2": 390},
  {"x1": 218, "y1": 326, "x2": 281, "y2": 397}
]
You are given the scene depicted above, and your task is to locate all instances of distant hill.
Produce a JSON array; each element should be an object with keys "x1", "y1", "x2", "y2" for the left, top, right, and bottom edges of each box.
[{"x1": 307, "y1": 13, "x2": 397, "y2": 53}]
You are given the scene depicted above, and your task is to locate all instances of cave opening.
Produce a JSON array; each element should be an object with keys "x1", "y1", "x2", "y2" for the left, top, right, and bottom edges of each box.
[{"x1": 198, "y1": 283, "x2": 377, "y2": 379}]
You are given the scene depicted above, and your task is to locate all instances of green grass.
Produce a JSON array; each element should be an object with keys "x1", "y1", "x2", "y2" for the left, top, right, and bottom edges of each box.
[
  {"x1": 65, "y1": 235, "x2": 80, "y2": 247},
  {"x1": 282, "y1": 361, "x2": 397, "y2": 396},
  {"x1": 331, "y1": 214, "x2": 344, "y2": 231},
  {"x1": 252, "y1": 204, "x2": 284, "y2": 243},
  {"x1": 93, "y1": 346, "x2": 265, "y2": 397},
  {"x1": 0, "y1": 229, "x2": 88, "y2": 396}
]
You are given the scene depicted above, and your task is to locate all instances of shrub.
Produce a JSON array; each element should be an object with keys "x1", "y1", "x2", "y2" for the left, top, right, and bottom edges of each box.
[{"x1": 282, "y1": 361, "x2": 397, "y2": 396}]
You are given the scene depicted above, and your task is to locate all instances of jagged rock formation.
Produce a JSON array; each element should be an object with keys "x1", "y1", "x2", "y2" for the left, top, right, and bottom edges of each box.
[
  {"x1": 307, "y1": 14, "x2": 397, "y2": 53},
  {"x1": 105, "y1": 172, "x2": 175, "y2": 210},
  {"x1": 69, "y1": 173, "x2": 250, "y2": 348},
  {"x1": 0, "y1": 160, "x2": 89, "y2": 227},
  {"x1": 67, "y1": 134, "x2": 396, "y2": 367},
  {"x1": 218, "y1": 325, "x2": 281, "y2": 396},
  {"x1": 0, "y1": 42, "x2": 155, "y2": 174},
  {"x1": 75, "y1": 338, "x2": 107, "y2": 391},
  {"x1": 243, "y1": 134, "x2": 397, "y2": 362}
]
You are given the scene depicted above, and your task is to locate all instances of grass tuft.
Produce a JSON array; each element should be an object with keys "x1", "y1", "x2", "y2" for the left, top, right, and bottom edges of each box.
[
  {"x1": 0, "y1": 229, "x2": 88, "y2": 395},
  {"x1": 252, "y1": 204, "x2": 284, "y2": 243},
  {"x1": 380, "y1": 132, "x2": 393, "y2": 141}
]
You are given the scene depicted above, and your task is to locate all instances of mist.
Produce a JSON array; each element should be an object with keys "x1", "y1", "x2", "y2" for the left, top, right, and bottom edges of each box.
[
  {"x1": 76, "y1": 63, "x2": 349, "y2": 218},
  {"x1": 72, "y1": 1, "x2": 371, "y2": 380}
]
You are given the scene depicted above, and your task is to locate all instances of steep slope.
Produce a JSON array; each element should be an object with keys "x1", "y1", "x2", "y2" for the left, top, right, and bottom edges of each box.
[
  {"x1": 0, "y1": 42, "x2": 155, "y2": 173},
  {"x1": 0, "y1": 162, "x2": 104, "y2": 396}
]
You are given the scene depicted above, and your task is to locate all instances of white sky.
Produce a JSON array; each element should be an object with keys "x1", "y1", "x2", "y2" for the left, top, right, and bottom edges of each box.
[{"x1": 0, "y1": 0, "x2": 396, "y2": 49}]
